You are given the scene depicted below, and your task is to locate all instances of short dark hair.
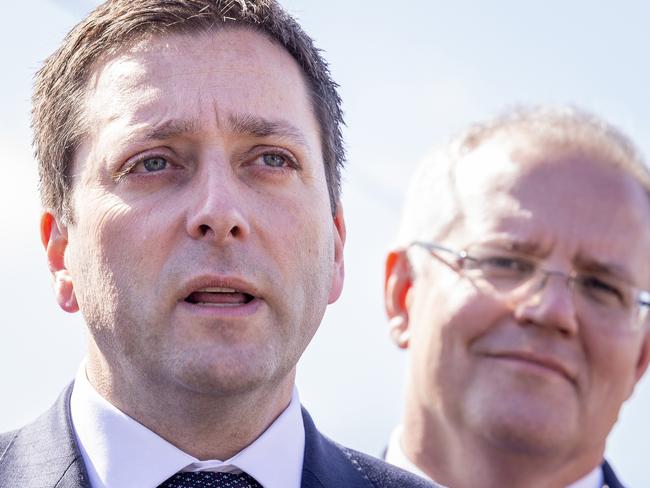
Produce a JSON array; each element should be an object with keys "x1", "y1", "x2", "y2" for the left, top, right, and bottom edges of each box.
[{"x1": 33, "y1": 0, "x2": 345, "y2": 221}]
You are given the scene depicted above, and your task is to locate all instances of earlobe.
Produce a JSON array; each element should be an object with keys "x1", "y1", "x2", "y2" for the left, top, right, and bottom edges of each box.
[
  {"x1": 41, "y1": 212, "x2": 79, "y2": 313},
  {"x1": 327, "y1": 204, "x2": 346, "y2": 304},
  {"x1": 385, "y1": 250, "x2": 412, "y2": 349},
  {"x1": 388, "y1": 316, "x2": 410, "y2": 348}
]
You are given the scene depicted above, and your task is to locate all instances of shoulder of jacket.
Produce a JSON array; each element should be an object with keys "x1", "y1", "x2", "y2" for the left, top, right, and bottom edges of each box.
[
  {"x1": 0, "y1": 429, "x2": 18, "y2": 459},
  {"x1": 336, "y1": 444, "x2": 435, "y2": 488}
]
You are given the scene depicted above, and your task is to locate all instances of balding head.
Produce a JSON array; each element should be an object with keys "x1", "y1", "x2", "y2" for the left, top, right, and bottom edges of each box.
[
  {"x1": 385, "y1": 105, "x2": 650, "y2": 487},
  {"x1": 396, "y1": 106, "x2": 650, "y2": 252}
]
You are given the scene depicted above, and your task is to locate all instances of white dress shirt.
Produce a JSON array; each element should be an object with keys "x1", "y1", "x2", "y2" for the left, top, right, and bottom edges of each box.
[
  {"x1": 70, "y1": 364, "x2": 305, "y2": 488},
  {"x1": 385, "y1": 425, "x2": 604, "y2": 488}
]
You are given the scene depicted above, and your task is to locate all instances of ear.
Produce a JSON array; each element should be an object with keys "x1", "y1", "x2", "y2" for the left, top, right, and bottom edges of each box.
[
  {"x1": 327, "y1": 204, "x2": 346, "y2": 304},
  {"x1": 621, "y1": 328, "x2": 650, "y2": 401},
  {"x1": 41, "y1": 212, "x2": 79, "y2": 313},
  {"x1": 635, "y1": 327, "x2": 650, "y2": 378},
  {"x1": 385, "y1": 249, "x2": 412, "y2": 349}
]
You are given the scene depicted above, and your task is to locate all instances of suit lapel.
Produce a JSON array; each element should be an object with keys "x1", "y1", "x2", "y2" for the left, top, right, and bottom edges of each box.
[
  {"x1": 300, "y1": 407, "x2": 375, "y2": 488},
  {"x1": 602, "y1": 460, "x2": 624, "y2": 488},
  {"x1": 0, "y1": 384, "x2": 90, "y2": 488}
]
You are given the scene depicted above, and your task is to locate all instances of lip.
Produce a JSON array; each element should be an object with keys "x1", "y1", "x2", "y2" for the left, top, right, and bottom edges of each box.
[
  {"x1": 177, "y1": 275, "x2": 261, "y2": 302},
  {"x1": 175, "y1": 275, "x2": 264, "y2": 318},
  {"x1": 484, "y1": 351, "x2": 577, "y2": 385}
]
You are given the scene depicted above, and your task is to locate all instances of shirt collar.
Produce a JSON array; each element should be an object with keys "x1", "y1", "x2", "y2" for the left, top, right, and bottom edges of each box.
[
  {"x1": 384, "y1": 425, "x2": 433, "y2": 482},
  {"x1": 71, "y1": 363, "x2": 305, "y2": 488},
  {"x1": 385, "y1": 425, "x2": 604, "y2": 488},
  {"x1": 566, "y1": 466, "x2": 604, "y2": 488}
]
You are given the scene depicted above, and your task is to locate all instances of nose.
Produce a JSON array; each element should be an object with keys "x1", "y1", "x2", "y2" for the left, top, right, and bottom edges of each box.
[
  {"x1": 512, "y1": 271, "x2": 579, "y2": 337},
  {"x1": 185, "y1": 159, "x2": 251, "y2": 243}
]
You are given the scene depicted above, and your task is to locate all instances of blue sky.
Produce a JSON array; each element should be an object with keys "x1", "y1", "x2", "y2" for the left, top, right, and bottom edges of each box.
[{"x1": 2, "y1": 1, "x2": 650, "y2": 485}]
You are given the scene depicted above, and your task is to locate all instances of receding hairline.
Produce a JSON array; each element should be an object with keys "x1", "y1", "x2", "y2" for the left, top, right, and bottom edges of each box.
[
  {"x1": 86, "y1": 21, "x2": 293, "y2": 70},
  {"x1": 455, "y1": 106, "x2": 650, "y2": 194},
  {"x1": 78, "y1": 24, "x2": 317, "y2": 133},
  {"x1": 475, "y1": 127, "x2": 650, "y2": 200},
  {"x1": 396, "y1": 106, "x2": 650, "y2": 250}
]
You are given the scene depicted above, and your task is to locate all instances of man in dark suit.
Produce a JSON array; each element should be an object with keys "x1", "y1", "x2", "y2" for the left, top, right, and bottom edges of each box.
[
  {"x1": 0, "y1": 1, "x2": 434, "y2": 487},
  {"x1": 383, "y1": 107, "x2": 650, "y2": 488}
]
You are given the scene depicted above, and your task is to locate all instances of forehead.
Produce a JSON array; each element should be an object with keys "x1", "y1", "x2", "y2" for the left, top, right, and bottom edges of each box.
[
  {"x1": 81, "y1": 27, "x2": 319, "y2": 144},
  {"x1": 453, "y1": 140, "x2": 650, "y2": 279}
]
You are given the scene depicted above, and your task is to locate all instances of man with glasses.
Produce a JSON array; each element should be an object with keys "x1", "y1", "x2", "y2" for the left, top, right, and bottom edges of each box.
[{"x1": 383, "y1": 106, "x2": 650, "y2": 488}]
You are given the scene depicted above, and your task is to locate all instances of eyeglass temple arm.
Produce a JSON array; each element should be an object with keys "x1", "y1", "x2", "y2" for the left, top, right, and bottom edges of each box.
[
  {"x1": 410, "y1": 241, "x2": 467, "y2": 259},
  {"x1": 638, "y1": 290, "x2": 650, "y2": 308}
]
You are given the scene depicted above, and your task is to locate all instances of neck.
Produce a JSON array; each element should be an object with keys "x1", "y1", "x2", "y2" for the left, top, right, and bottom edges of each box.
[
  {"x1": 85, "y1": 346, "x2": 295, "y2": 461},
  {"x1": 400, "y1": 395, "x2": 604, "y2": 488}
]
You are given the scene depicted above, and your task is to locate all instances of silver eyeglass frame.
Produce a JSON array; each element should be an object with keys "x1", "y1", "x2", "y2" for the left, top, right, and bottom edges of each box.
[{"x1": 408, "y1": 241, "x2": 650, "y2": 330}]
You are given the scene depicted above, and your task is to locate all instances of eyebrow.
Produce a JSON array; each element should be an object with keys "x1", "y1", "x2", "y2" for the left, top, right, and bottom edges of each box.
[
  {"x1": 228, "y1": 113, "x2": 311, "y2": 151},
  {"x1": 140, "y1": 114, "x2": 311, "y2": 152},
  {"x1": 144, "y1": 119, "x2": 202, "y2": 140},
  {"x1": 477, "y1": 237, "x2": 544, "y2": 256},
  {"x1": 575, "y1": 255, "x2": 635, "y2": 285},
  {"x1": 476, "y1": 236, "x2": 639, "y2": 285}
]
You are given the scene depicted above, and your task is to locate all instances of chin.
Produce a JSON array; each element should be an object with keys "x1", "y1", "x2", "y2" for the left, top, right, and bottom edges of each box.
[
  {"x1": 169, "y1": 347, "x2": 289, "y2": 396},
  {"x1": 469, "y1": 403, "x2": 578, "y2": 456},
  {"x1": 463, "y1": 388, "x2": 580, "y2": 455},
  {"x1": 484, "y1": 420, "x2": 571, "y2": 456}
]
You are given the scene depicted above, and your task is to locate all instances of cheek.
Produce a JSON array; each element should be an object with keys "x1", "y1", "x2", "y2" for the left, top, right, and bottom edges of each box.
[
  {"x1": 272, "y1": 198, "x2": 335, "y2": 322},
  {"x1": 411, "y1": 274, "x2": 503, "y2": 344},
  {"x1": 265, "y1": 186, "x2": 334, "y2": 265},
  {"x1": 69, "y1": 197, "x2": 162, "y2": 296},
  {"x1": 575, "y1": 332, "x2": 647, "y2": 445},
  {"x1": 99, "y1": 188, "x2": 184, "y2": 260},
  {"x1": 408, "y1": 277, "x2": 510, "y2": 389},
  {"x1": 583, "y1": 331, "x2": 645, "y2": 401}
]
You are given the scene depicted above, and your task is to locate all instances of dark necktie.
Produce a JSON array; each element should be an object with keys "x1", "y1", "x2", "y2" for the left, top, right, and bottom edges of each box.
[{"x1": 157, "y1": 471, "x2": 263, "y2": 487}]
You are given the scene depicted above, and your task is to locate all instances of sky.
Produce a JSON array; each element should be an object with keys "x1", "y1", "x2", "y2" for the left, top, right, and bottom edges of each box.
[{"x1": 1, "y1": 1, "x2": 650, "y2": 485}]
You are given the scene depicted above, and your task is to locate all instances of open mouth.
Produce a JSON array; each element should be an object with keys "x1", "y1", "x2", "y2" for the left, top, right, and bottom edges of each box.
[{"x1": 184, "y1": 287, "x2": 255, "y2": 306}]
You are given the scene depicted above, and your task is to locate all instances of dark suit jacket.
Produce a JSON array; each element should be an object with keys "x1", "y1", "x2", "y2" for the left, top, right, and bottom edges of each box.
[
  {"x1": 602, "y1": 460, "x2": 625, "y2": 488},
  {"x1": 380, "y1": 443, "x2": 626, "y2": 487},
  {"x1": 0, "y1": 385, "x2": 433, "y2": 488}
]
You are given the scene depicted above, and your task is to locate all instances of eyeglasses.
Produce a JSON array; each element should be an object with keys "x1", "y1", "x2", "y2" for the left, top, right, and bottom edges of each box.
[{"x1": 409, "y1": 241, "x2": 650, "y2": 331}]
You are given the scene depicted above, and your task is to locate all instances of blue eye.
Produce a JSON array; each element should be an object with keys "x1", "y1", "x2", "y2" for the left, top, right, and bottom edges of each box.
[
  {"x1": 142, "y1": 157, "x2": 167, "y2": 172},
  {"x1": 262, "y1": 153, "x2": 287, "y2": 168}
]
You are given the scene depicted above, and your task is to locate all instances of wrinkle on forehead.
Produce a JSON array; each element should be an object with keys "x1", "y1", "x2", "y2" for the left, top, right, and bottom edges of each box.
[
  {"x1": 451, "y1": 140, "x2": 650, "y2": 286},
  {"x1": 73, "y1": 28, "x2": 320, "y2": 181},
  {"x1": 82, "y1": 28, "x2": 308, "y2": 131}
]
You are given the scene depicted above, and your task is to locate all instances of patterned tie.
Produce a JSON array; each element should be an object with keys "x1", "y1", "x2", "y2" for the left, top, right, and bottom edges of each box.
[{"x1": 157, "y1": 471, "x2": 263, "y2": 487}]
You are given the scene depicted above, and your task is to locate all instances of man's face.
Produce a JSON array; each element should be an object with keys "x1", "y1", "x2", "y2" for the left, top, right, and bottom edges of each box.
[
  {"x1": 391, "y1": 139, "x2": 650, "y2": 458},
  {"x1": 46, "y1": 28, "x2": 345, "y2": 398}
]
